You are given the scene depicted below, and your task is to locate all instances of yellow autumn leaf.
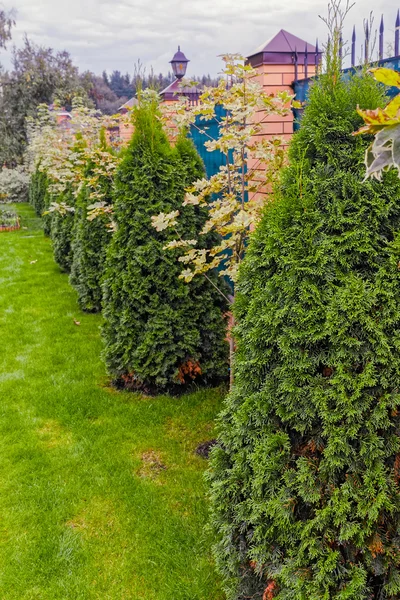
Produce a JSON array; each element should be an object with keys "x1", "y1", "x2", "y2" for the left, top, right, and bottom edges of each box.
[
  {"x1": 370, "y1": 68, "x2": 400, "y2": 88},
  {"x1": 356, "y1": 106, "x2": 388, "y2": 125},
  {"x1": 385, "y1": 95, "x2": 400, "y2": 118},
  {"x1": 151, "y1": 210, "x2": 179, "y2": 232},
  {"x1": 292, "y1": 100, "x2": 303, "y2": 109},
  {"x1": 354, "y1": 103, "x2": 400, "y2": 135},
  {"x1": 179, "y1": 269, "x2": 194, "y2": 282}
]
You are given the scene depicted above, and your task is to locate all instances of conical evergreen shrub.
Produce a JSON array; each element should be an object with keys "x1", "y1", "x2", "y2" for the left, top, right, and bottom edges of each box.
[
  {"x1": 209, "y1": 70, "x2": 400, "y2": 599},
  {"x1": 29, "y1": 167, "x2": 48, "y2": 217},
  {"x1": 42, "y1": 186, "x2": 52, "y2": 236},
  {"x1": 50, "y1": 186, "x2": 75, "y2": 272},
  {"x1": 102, "y1": 101, "x2": 229, "y2": 392},
  {"x1": 70, "y1": 134, "x2": 114, "y2": 312},
  {"x1": 49, "y1": 136, "x2": 86, "y2": 272}
]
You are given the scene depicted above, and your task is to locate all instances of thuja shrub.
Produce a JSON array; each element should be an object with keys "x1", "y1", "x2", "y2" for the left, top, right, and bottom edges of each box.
[
  {"x1": 70, "y1": 145, "x2": 114, "y2": 312},
  {"x1": 102, "y1": 102, "x2": 229, "y2": 392},
  {"x1": 29, "y1": 167, "x2": 48, "y2": 216},
  {"x1": 209, "y1": 72, "x2": 400, "y2": 599},
  {"x1": 50, "y1": 187, "x2": 75, "y2": 272},
  {"x1": 42, "y1": 186, "x2": 52, "y2": 236},
  {"x1": 50, "y1": 135, "x2": 87, "y2": 271}
]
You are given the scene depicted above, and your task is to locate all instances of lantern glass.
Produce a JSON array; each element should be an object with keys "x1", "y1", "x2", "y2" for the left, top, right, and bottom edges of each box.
[
  {"x1": 172, "y1": 61, "x2": 187, "y2": 78},
  {"x1": 170, "y1": 47, "x2": 189, "y2": 80}
]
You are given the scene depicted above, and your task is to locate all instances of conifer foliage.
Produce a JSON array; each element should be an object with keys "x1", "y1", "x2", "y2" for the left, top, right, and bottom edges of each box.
[
  {"x1": 70, "y1": 134, "x2": 114, "y2": 312},
  {"x1": 50, "y1": 187, "x2": 75, "y2": 272},
  {"x1": 102, "y1": 100, "x2": 228, "y2": 392},
  {"x1": 47, "y1": 136, "x2": 86, "y2": 273},
  {"x1": 29, "y1": 167, "x2": 48, "y2": 217},
  {"x1": 209, "y1": 71, "x2": 400, "y2": 599}
]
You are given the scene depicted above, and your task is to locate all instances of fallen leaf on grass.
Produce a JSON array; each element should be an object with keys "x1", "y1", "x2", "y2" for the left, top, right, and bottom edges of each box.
[
  {"x1": 73, "y1": 319, "x2": 81, "y2": 326},
  {"x1": 29, "y1": 260, "x2": 37, "y2": 264}
]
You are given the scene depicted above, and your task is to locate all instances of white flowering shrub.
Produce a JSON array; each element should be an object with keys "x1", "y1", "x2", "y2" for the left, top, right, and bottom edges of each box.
[{"x1": 0, "y1": 167, "x2": 30, "y2": 203}]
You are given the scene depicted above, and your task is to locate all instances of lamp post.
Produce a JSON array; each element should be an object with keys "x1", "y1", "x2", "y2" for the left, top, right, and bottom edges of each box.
[
  {"x1": 170, "y1": 46, "x2": 189, "y2": 80},
  {"x1": 161, "y1": 46, "x2": 199, "y2": 104}
]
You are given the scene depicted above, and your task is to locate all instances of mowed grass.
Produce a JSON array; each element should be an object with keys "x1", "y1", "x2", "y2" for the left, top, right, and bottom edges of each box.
[{"x1": 0, "y1": 203, "x2": 225, "y2": 600}]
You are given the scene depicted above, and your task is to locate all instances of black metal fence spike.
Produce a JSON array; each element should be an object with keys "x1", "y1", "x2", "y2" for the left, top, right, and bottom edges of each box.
[
  {"x1": 339, "y1": 34, "x2": 343, "y2": 61},
  {"x1": 351, "y1": 26, "x2": 356, "y2": 66},
  {"x1": 379, "y1": 15, "x2": 384, "y2": 59},
  {"x1": 364, "y1": 19, "x2": 370, "y2": 62},
  {"x1": 304, "y1": 43, "x2": 308, "y2": 78},
  {"x1": 396, "y1": 9, "x2": 400, "y2": 56},
  {"x1": 294, "y1": 46, "x2": 298, "y2": 81},
  {"x1": 315, "y1": 38, "x2": 319, "y2": 69}
]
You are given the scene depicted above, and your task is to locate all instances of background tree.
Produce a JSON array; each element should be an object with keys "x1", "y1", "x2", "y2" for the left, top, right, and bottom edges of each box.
[
  {"x1": 0, "y1": 36, "x2": 91, "y2": 165},
  {"x1": 0, "y1": 6, "x2": 14, "y2": 49},
  {"x1": 208, "y1": 27, "x2": 400, "y2": 600},
  {"x1": 102, "y1": 96, "x2": 229, "y2": 392},
  {"x1": 109, "y1": 70, "x2": 134, "y2": 99},
  {"x1": 153, "y1": 55, "x2": 293, "y2": 385},
  {"x1": 81, "y1": 71, "x2": 125, "y2": 115}
]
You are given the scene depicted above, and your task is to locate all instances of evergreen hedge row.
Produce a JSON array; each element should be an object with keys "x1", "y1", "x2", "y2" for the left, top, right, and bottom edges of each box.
[
  {"x1": 102, "y1": 102, "x2": 229, "y2": 392},
  {"x1": 29, "y1": 167, "x2": 48, "y2": 217},
  {"x1": 70, "y1": 139, "x2": 114, "y2": 311},
  {"x1": 209, "y1": 72, "x2": 400, "y2": 599},
  {"x1": 50, "y1": 186, "x2": 75, "y2": 273}
]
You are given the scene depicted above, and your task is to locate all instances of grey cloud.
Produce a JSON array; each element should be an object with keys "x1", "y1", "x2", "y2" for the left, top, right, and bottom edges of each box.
[{"x1": 3, "y1": 0, "x2": 399, "y2": 76}]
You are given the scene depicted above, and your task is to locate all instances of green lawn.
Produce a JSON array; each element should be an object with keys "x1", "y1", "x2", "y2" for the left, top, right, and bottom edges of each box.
[{"x1": 0, "y1": 203, "x2": 225, "y2": 600}]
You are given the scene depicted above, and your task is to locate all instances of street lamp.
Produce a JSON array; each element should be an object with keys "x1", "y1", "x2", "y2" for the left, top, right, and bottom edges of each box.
[{"x1": 170, "y1": 46, "x2": 189, "y2": 80}]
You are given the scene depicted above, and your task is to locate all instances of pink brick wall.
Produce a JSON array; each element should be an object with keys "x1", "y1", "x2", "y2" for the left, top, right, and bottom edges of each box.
[{"x1": 248, "y1": 61, "x2": 316, "y2": 204}]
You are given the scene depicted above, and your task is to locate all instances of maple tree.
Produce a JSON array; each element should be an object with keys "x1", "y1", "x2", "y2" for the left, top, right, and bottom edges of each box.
[
  {"x1": 152, "y1": 54, "x2": 294, "y2": 287},
  {"x1": 26, "y1": 99, "x2": 121, "y2": 273},
  {"x1": 152, "y1": 55, "x2": 295, "y2": 386},
  {"x1": 26, "y1": 100, "x2": 121, "y2": 220},
  {"x1": 355, "y1": 67, "x2": 400, "y2": 178}
]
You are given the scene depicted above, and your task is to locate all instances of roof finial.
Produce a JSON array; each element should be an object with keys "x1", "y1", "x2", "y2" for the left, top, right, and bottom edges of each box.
[
  {"x1": 351, "y1": 25, "x2": 356, "y2": 66},
  {"x1": 379, "y1": 15, "x2": 384, "y2": 60}
]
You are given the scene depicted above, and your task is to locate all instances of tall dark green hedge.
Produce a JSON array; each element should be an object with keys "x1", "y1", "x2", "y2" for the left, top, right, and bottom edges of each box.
[
  {"x1": 70, "y1": 138, "x2": 114, "y2": 312},
  {"x1": 209, "y1": 71, "x2": 400, "y2": 599},
  {"x1": 50, "y1": 136, "x2": 86, "y2": 272},
  {"x1": 50, "y1": 186, "x2": 75, "y2": 272},
  {"x1": 102, "y1": 102, "x2": 229, "y2": 392},
  {"x1": 29, "y1": 167, "x2": 48, "y2": 217}
]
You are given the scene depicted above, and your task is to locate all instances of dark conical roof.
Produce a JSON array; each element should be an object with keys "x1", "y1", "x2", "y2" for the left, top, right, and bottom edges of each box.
[
  {"x1": 249, "y1": 29, "x2": 317, "y2": 56},
  {"x1": 247, "y1": 29, "x2": 321, "y2": 66},
  {"x1": 159, "y1": 78, "x2": 202, "y2": 101}
]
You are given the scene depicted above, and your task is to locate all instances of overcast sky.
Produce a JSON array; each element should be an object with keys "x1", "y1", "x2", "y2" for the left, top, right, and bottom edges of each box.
[{"x1": 2, "y1": 0, "x2": 398, "y2": 77}]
